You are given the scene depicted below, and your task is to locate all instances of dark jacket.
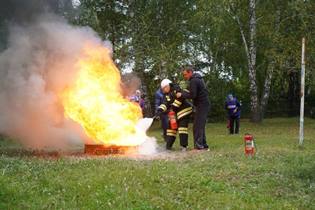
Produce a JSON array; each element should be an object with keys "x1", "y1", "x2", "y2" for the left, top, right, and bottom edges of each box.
[
  {"x1": 182, "y1": 73, "x2": 210, "y2": 106},
  {"x1": 157, "y1": 84, "x2": 193, "y2": 120},
  {"x1": 225, "y1": 97, "x2": 241, "y2": 118}
]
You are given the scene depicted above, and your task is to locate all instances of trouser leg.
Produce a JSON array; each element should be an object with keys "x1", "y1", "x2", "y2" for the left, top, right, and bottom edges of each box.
[
  {"x1": 202, "y1": 131, "x2": 208, "y2": 148},
  {"x1": 235, "y1": 118, "x2": 240, "y2": 134},
  {"x1": 166, "y1": 129, "x2": 176, "y2": 150},
  {"x1": 161, "y1": 114, "x2": 168, "y2": 141},
  {"x1": 193, "y1": 117, "x2": 202, "y2": 149},
  {"x1": 229, "y1": 117, "x2": 234, "y2": 134},
  {"x1": 178, "y1": 117, "x2": 189, "y2": 148},
  {"x1": 193, "y1": 104, "x2": 210, "y2": 149}
]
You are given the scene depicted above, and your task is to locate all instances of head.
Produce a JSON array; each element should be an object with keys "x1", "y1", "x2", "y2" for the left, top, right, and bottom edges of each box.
[
  {"x1": 136, "y1": 90, "x2": 141, "y2": 97},
  {"x1": 160, "y1": 79, "x2": 172, "y2": 94},
  {"x1": 227, "y1": 94, "x2": 234, "y2": 101},
  {"x1": 181, "y1": 66, "x2": 194, "y2": 80}
]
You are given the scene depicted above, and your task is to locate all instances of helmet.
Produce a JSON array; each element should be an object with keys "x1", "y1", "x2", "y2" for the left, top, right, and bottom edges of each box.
[{"x1": 160, "y1": 79, "x2": 172, "y2": 88}]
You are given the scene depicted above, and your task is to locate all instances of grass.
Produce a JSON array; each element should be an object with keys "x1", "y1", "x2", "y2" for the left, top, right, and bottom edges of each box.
[{"x1": 0, "y1": 118, "x2": 314, "y2": 209}]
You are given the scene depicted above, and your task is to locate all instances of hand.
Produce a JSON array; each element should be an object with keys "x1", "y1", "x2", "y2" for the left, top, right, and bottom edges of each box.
[
  {"x1": 154, "y1": 109, "x2": 162, "y2": 119},
  {"x1": 176, "y1": 92, "x2": 182, "y2": 98}
]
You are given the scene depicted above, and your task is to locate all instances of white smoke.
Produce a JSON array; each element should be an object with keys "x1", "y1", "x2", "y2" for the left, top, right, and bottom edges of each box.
[
  {"x1": 136, "y1": 118, "x2": 158, "y2": 155},
  {"x1": 0, "y1": 14, "x2": 104, "y2": 149},
  {"x1": 138, "y1": 137, "x2": 158, "y2": 155}
]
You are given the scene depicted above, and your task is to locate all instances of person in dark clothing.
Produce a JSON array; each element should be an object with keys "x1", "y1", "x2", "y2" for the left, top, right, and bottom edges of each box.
[
  {"x1": 156, "y1": 79, "x2": 193, "y2": 151},
  {"x1": 225, "y1": 94, "x2": 241, "y2": 134},
  {"x1": 176, "y1": 67, "x2": 210, "y2": 150},
  {"x1": 155, "y1": 88, "x2": 168, "y2": 141}
]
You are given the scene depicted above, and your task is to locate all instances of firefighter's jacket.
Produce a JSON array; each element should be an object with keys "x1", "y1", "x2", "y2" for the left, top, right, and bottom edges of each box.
[{"x1": 157, "y1": 84, "x2": 193, "y2": 120}]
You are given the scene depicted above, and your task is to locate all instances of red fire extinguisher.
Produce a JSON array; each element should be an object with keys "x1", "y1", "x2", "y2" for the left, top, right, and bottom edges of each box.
[
  {"x1": 168, "y1": 110, "x2": 178, "y2": 130},
  {"x1": 244, "y1": 134, "x2": 255, "y2": 156}
]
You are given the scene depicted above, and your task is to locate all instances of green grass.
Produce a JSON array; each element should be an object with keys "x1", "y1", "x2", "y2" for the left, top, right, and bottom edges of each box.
[{"x1": 0, "y1": 118, "x2": 314, "y2": 209}]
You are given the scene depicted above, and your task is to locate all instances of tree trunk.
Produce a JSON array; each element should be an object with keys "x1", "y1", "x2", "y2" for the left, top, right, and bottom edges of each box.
[
  {"x1": 260, "y1": 61, "x2": 274, "y2": 118},
  {"x1": 235, "y1": 0, "x2": 260, "y2": 122},
  {"x1": 247, "y1": 0, "x2": 260, "y2": 122}
]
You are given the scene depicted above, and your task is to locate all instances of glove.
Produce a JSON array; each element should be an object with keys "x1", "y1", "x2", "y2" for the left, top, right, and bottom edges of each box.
[{"x1": 154, "y1": 109, "x2": 162, "y2": 119}]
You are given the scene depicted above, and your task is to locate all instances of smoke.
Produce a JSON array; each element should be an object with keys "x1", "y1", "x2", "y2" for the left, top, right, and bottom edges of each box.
[
  {"x1": 135, "y1": 118, "x2": 157, "y2": 155},
  {"x1": 121, "y1": 73, "x2": 142, "y2": 97},
  {"x1": 0, "y1": 14, "x2": 105, "y2": 149},
  {"x1": 138, "y1": 137, "x2": 158, "y2": 155}
]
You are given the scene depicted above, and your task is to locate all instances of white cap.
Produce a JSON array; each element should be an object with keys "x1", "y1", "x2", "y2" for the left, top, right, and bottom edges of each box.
[{"x1": 161, "y1": 79, "x2": 172, "y2": 88}]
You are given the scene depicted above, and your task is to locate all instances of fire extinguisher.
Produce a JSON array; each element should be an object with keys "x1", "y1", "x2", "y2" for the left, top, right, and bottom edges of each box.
[
  {"x1": 244, "y1": 133, "x2": 255, "y2": 156},
  {"x1": 168, "y1": 109, "x2": 178, "y2": 130}
]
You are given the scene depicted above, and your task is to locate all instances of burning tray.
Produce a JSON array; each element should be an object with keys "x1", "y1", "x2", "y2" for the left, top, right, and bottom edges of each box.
[{"x1": 84, "y1": 144, "x2": 136, "y2": 155}]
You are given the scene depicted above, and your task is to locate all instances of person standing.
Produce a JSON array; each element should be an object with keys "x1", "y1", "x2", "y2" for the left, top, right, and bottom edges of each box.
[
  {"x1": 176, "y1": 66, "x2": 210, "y2": 150},
  {"x1": 155, "y1": 87, "x2": 168, "y2": 141},
  {"x1": 225, "y1": 94, "x2": 241, "y2": 134},
  {"x1": 130, "y1": 89, "x2": 145, "y2": 116},
  {"x1": 156, "y1": 79, "x2": 193, "y2": 151}
]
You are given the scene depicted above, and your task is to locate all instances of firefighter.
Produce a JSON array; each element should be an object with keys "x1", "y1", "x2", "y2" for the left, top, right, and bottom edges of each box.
[
  {"x1": 176, "y1": 66, "x2": 210, "y2": 150},
  {"x1": 225, "y1": 94, "x2": 241, "y2": 134},
  {"x1": 155, "y1": 79, "x2": 193, "y2": 151}
]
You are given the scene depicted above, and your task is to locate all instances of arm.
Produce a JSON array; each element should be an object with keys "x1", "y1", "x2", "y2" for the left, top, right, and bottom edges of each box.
[
  {"x1": 181, "y1": 79, "x2": 198, "y2": 99},
  {"x1": 156, "y1": 95, "x2": 171, "y2": 116},
  {"x1": 154, "y1": 92, "x2": 162, "y2": 112},
  {"x1": 236, "y1": 100, "x2": 241, "y2": 110}
]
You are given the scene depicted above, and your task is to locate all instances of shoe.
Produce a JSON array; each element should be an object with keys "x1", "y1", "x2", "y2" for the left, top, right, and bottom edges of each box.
[{"x1": 194, "y1": 142, "x2": 205, "y2": 150}]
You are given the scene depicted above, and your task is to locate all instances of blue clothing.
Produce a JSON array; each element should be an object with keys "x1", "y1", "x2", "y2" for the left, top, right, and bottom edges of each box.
[
  {"x1": 130, "y1": 95, "x2": 140, "y2": 102},
  {"x1": 155, "y1": 89, "x2": 164, "y2": 113},
  {"x1": 225, "y1": 97, "x2": 241, "y2": 118},
  {"x1": 155, "y1": 88, "x2": 168, "y2": 139}
]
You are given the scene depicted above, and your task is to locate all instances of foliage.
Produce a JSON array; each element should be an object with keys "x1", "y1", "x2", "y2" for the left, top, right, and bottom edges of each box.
[{"x1": 0, "y1": 1, "x2": 314, "y2": 120}]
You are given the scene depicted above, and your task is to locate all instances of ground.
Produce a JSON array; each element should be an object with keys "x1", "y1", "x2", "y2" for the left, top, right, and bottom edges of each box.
[{"x1": 0, "y1": 118, "x2": 314, "y2": 209}]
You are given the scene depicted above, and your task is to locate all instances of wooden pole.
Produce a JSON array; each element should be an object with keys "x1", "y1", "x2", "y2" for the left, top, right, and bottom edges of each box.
[{"x1": 299, "y1": 37, "x2": 306, "y2": 146}]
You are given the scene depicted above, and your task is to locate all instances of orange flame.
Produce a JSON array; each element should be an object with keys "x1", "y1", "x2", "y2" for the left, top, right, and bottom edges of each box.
[{"x1": 61, "y1": 44, "x2": 146, "y2": 146}]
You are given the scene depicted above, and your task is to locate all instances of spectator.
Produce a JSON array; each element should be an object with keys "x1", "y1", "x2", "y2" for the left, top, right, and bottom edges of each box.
[{"x1": 225, "y1": 94, "x2": 241, "y2": 134}]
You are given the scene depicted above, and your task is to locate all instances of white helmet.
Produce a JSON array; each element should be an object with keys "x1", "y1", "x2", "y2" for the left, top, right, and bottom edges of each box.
[{"x1": 161, "y1": 79, "x2": 172, "y2": 88}]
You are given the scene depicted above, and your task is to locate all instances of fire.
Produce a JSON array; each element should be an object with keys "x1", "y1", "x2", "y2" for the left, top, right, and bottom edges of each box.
[{"x1": 61, "y1": 44, "x2": 146, "y2": 146}]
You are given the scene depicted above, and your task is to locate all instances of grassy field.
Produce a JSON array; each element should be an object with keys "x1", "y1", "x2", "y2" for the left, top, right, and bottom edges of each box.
[{"x1": 0, "y1": 118, "x2": 314, "y2": 209}]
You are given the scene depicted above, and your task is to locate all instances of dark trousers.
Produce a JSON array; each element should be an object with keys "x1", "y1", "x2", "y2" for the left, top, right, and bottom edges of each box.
[
  {"x1": 166, "y1": 116, "x2": 189, "y2": 150},
  {"x1": 193, "y1": 103, "x2": 210, "y2": 149},
  {"x1": 160, "y1": 114, "x2": 168, "y2": 141},
  {"x1": 229, "y1": 116, "x2": 240, "y2": 134}
]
